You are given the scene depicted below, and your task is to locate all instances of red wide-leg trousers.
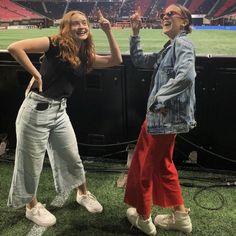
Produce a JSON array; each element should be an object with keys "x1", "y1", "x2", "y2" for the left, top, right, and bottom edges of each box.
[{"x1": 124, "y1": 120, "x2": 184, "y2": 217}]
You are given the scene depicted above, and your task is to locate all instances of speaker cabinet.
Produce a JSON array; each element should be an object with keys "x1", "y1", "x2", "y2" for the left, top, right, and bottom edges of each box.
[
  {"x1": 197, "y1": 57, "x2": 236, "y2": 170},
  {"x1": 124, "y1": 56, "x2": 153, "y2": 140},
  {"x1": 67, "y1": 66, "x2": 126, "y2": 156},
  {"x1": 1, "y1": 52, "x2": 236, "y2": 169}
]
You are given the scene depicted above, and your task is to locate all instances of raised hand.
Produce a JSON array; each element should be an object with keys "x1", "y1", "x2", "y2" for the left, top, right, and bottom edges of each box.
[
  {"x1": 130, "y1": 6, "x2": 142, "y2": 36},
  {"x1": 97, "y1": 9, "x2": 111, "y2": 33}
]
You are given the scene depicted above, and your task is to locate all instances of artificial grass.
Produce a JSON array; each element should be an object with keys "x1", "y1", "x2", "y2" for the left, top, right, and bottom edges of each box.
[
  {"x1": 0, "y1": 28, "x2": 236, "y2": 56},
  {"x1": 0, "y1": 160, "x2": 236, "y2": 236}
]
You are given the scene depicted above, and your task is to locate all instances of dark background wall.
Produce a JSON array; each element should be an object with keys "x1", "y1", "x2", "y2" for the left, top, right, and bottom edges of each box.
[{"x1": 0, "y1": 52, "x2": 236, "y2": 170}]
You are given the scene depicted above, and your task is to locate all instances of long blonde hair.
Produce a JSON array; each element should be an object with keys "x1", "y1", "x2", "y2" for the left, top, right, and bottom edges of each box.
[{"x1": 51, "y1": 10, "x2": 95, "y2": 72}]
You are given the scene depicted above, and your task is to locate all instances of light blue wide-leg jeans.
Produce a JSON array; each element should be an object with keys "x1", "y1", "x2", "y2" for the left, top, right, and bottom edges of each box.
[{"x1": 8, "y1": 92, "x2": 85, "y2": 208}]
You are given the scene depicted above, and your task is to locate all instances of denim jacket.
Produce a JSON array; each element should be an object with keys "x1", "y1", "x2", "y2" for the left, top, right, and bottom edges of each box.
[{"x1": 130, "y1": 31, "x2": 196, "y2": 134}]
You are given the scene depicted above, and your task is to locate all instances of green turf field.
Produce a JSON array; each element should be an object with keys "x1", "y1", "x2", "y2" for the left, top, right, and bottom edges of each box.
[
  {"x1": 0, "y1": 28, "x2": 236, "y2": 56},
  {"x1": 1, "y1": 160, "x2": 236, "y2": 236}
]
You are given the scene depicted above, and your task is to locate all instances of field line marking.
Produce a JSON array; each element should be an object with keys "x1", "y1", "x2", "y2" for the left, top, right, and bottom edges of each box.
[
  {"x1": 26, "y1": 225, "x2": 47, "y2": 236},
  {"x1": 26, "y1": 191, "x2": 71, "y2": 236}
]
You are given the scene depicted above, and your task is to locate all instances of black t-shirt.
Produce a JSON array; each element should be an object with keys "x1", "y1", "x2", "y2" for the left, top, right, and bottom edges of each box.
[{"x1": 33, "y1": 37, "x2": 84, "y2": 100}]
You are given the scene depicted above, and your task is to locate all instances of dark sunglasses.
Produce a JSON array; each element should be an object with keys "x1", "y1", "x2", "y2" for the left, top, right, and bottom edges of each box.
[{"x1": 159, "y1": 11, "x2": 184, "y2": 20}]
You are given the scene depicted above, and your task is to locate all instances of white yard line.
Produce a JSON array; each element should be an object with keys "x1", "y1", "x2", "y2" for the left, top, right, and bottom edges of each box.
[
  {"x1": 26, "y1": 225, "x2": 47, "y2": 236},
  {"x1": 26, "y1": 191, "x2": 70, "y2": 236},
  {"x1": 50, "y1": 191, "x2": 70, "y2": 208}
]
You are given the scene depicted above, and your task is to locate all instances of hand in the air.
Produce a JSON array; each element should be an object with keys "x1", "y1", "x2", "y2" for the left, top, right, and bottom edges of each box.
[
  {"x1": 130, "y1": 6, "x2": 142, "y2": 36},
  {"x1": 97, "y1": 9, "x2": 111, "y2": 33}
]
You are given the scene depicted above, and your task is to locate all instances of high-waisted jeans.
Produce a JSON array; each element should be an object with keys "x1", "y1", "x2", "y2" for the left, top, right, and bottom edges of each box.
[{"x1": 8, "y1": 92, "x2": 85, "y2": 208}]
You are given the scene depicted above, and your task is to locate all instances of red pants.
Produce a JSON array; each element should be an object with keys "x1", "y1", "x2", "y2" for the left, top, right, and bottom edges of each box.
[{"x1": 124, "y1": 120, "x2": 184, "y2": 217}]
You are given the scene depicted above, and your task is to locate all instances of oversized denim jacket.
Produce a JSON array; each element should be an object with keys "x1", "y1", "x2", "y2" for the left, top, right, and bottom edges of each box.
[{"x1": 130, "y1": 31, "x2": 196, "y2": 134}]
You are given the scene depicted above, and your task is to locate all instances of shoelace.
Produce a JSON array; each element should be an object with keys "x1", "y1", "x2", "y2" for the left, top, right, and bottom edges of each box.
[
  {"x1": 165, "y1": 209, "x2": 190, "y2": 224},
  {"x1": 130, "y1": 216, "x2": 154, "y2": 233},
  {"x1": 170, "y1": 213, "x2": 175, "y2": 224},
  {"x1": 162, "y1": 213, "x2": 175, "y2": 224},
  {"x1": 82, "y1": 192, "x2": 100, "y2": 207},
  {"x1": 185, "y1": 208, "x2": 191, "y2": 214},
  {"x1": 130, "y1": 215, "x2": 139, "y2": 230},
  {"x1": 31, "y1": 203, "x2": 48, "y2": 216},
  {"x1": 86, "y1": 192, "x2": 97, "y2": 202}
]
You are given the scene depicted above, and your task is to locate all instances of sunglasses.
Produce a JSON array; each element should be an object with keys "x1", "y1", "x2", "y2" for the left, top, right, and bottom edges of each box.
[{"x1": 159, "y1": 11, "x2": 184, "y2": 20}]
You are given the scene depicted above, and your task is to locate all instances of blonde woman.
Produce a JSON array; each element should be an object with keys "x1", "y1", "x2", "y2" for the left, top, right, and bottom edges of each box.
[{"x1": 7, "y1": 10, "x2": 122, "y2": 227}]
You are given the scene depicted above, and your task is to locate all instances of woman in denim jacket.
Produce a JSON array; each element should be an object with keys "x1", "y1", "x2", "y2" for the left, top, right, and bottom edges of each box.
[{"x1": 124, "y1": 4, "x2": 196, "y2": 235}]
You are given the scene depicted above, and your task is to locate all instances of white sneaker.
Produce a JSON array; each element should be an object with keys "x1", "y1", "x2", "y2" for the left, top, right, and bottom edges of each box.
[
  {"x1": 76, "y1": 191, "x2": 103, "y2": 213},
  {"x1": 26, "y1": 202, "x2": 56, "y2": 227},
  {"x1": 126, "y1": 208, "x2": 157, "y2": 236},
  {"x1": 154, "y1": 209, "x2": 192, "y2": 233}
]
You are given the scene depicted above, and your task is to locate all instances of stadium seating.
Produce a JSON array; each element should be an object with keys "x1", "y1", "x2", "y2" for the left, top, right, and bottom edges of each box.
[
  {"x1": 0, "y1": 6, "x2": 22, "y2": 21},
  {"x1": 0, "y1": 0, "x2": 42, "y2": 21},
  {"x1": 214, "y1": 0, "x2": 236, "y2": 17},
  {"x1": 188, "y1": 0, "x2": 205, "y2": 14},
  {"x1": 9, "y1": 0, "x2": 236, "y2": 23},
  {"x1": 134, "y1": 0, "x2": 153, "y2": 16}
]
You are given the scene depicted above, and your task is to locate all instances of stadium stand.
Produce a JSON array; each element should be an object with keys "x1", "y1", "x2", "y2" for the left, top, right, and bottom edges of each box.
[
  {"x1": 96, "y1": 1, "x2": 121, "y2": 21},
  {"x1": 66, "y1": 2, "x2": 95, "y2": 18},
  {"x1": 119, "y1": 0, "x2": 134, "y2": 18},
  {"x1": 197, "y1": 0, "x2": 216, "y2": 15},
  {"x1": 14, "y1": 0, "x2": 67, "y2": 20},
  {"x1": 134, "y1": 0, "x2": 153, "y2": 16},
  {"x1": 214, "y1": 0, "x2": 236, "y2": 17},
  {"x1": 5, "y1": 0, "x2": 236, "y2": 26},
  {"x1": 0, "y1": 0, "x2": 50, "y2": 28},
  {"x1": 0, "y1": 6, "x2": 22, "y2": 21},
  {"x1": 188, "y1": 0, "x2": 205, "y2": 14},
  {"x1": 0, "y1": 0, "x2": 43, "y2": 20}
]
